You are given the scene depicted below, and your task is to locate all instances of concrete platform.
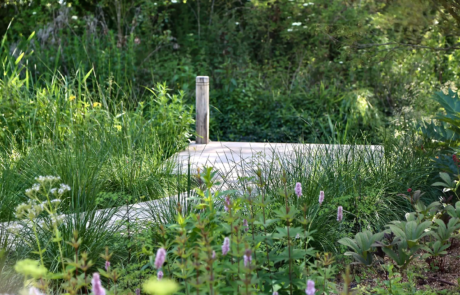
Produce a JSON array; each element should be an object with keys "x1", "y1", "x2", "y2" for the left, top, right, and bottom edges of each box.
[{"x1": 175, "y1": 141, "x2": 382, "y2": 180}]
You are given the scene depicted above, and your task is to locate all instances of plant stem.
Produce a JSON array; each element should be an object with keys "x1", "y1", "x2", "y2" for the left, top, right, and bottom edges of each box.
[
  {"x1": 257, "y1": 171, "x2": 271, "y2": 271},
  {"x1": 54, "y1": 227, "x2": 65, "y2": 272},
  {"x1": 32, "y1": 224, "x2": 45, "y2": 266},
  {"x1": 282, "y1": 175, "x2": 293, "y2": 295}
]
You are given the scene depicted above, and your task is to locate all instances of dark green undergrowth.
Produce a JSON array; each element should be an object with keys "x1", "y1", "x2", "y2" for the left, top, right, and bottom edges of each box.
[{"x1": 4, "y1": 0, "x2": 459, "y2": 143}]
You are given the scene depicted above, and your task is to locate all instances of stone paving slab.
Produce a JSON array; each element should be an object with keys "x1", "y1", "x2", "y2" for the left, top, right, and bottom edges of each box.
[{"x1": 175, "y1": 141, "x2": 383, "y2": 179}]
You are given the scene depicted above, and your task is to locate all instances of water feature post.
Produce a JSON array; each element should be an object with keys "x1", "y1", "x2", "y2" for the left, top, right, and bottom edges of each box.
[{"x1": 196, "y1": 76, "x2": 209, "y2": 144}]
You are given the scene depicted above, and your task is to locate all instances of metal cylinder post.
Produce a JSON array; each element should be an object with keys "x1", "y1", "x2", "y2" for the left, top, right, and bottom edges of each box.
[{"x1": 196, "y1": 76, "x2": 209, "y2": 144}]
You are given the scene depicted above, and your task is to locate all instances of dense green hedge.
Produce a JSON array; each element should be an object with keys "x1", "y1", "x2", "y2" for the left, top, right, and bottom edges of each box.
[{"x1": 3, "y1": 0, "x2": 460, "y2": 143}]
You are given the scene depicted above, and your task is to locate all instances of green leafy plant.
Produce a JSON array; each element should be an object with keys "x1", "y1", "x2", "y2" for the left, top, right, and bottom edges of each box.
[
  {"x1": 338, "y1": 231, "x2": 384, "y2": 266},
  {"x1": 420, "y1": 89, "x2": 460, "y2": 147}
]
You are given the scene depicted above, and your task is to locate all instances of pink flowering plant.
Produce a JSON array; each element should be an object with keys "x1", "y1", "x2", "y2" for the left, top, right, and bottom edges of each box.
[
  {"x1": 10, "y1": 165, "x2": 429, "y2": 295},
  {"x1": 127, "y1": 167, "x2": 352, "y2": 295}
]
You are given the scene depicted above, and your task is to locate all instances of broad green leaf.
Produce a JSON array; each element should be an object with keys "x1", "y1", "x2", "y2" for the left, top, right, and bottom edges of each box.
[{"x1": 439, "y1": 172, "x2": 452, "y2": 186}]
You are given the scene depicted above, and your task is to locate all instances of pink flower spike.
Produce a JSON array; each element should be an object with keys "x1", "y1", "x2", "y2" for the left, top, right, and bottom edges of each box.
[
  {"x1": 135, "y1": 289, "x2": 140, "y2": 295},
  {"x1": 154, "y1": 248, "x2": 167, "y2": 269},
  {"x1": 91, "y1": 273, "x2": 106, "y2": 295},
  {"x1": 212, "y1": 250, "x2": 216, "y2": 259},
  {"x1": 243, "y1": 219, "x2": 249, "y2": 231},
  {"x1": 319, "y1": 191, "x2": 324, "y2": 205},
  {"x1": 157, "y1": 270, "x2": 164, "y2": 280},
  {"x1": 273, "y1": 292, "x2": 279, "y2": 295},
  {"x1": 222, "y1": 237, "x2": 230, "y2": 256},
  {"x1": 295, "y1": 182, "x2": 302, "y2": 198},
  {"x1": 224, "y1": 196, "x2": 231, "y2": 212},
  {"x1": 337, "y1": 206, "x2": 343, "y2": 222},
  {"x1": 305, "y1": 280, "x2": 316, "y2": 295},
  {"x1": 105, "y1": 260, "x2": 110, "y2": 271},
  {"x1": 243, "y1": 249, "x2": 252, "y2": 267}
]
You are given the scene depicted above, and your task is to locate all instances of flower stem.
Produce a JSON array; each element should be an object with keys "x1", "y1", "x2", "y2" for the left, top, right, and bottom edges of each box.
[{"x1": 32, "y1": 224, "x2": 45, "y2": 266}]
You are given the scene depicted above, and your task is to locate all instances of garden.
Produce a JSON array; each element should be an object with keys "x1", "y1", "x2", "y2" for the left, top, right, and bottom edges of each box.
[{"x1": 2, "y1": 0, "x2": 460, "y2": 294}]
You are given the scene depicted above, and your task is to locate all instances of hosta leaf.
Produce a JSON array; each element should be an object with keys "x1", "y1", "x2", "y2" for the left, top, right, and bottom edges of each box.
[
  {"x1": 439, "y1": 172, "x2": 453, "y2": 186},
  {"x1": 415, "y1": 221, "x2": 432, "y2": 239},
  {"x1": 387, "y1": 224, "x2": 406, "y2": 239},
  {"x1": 338, "y1": 237, "x2": 361, "y2": 254},
  {"x1": 432, "y1": 182, "x2": 449, "y2": 187}
]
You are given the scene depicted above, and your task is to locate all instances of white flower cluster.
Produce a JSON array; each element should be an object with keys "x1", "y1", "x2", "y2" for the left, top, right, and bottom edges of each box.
[
  {"x1": 39, "y1": 199, "x2": 61, "y2": 210},
  {"x1": 15, "y1": 201, "x2": 43, "y2": 220},
  {"x1": 25, "y1": 183, "x2": 41, "y2": 195},
  {"x1": 303, "y1": 2, "x2": 314, "y2": 6},
  {"x1": 58, "y1": 184, "x2": 71, "y2": 194},
  {"x1": 50, "y1": 213, "x2": 65, "y2": 227},
  {"x1": 35, "y1": 175, "x2": 61, "y2": 183}
]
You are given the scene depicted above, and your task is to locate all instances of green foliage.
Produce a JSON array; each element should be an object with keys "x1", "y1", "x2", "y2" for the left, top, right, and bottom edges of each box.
[
  {"x1": 367, "y1": 265, "x2": 442, "y2": 295},
  {"x1": 446, "y1": 201, "x2": 460, "y2": 218},
  {"x1": 0, "y1": 32, "x2": 194, "y2": 215},
  {"x1": 342, "y1": 186, "x2": 460, "y2": 274},
  {"x1": 5, "y1": 0, "x2": 460, "y2": 143},
  {"x1": 339, "y1": 231, "x2": 384, "y2": 266},
  {"x1": 420, "y1": 90, "x2": 460, "y2": 147}
]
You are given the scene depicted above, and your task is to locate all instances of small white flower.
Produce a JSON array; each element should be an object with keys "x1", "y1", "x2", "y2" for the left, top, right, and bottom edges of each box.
[
  {"x1": 292, "y1": 22, "x2": 302, "y2": 26},
  {"x1": 32, "y1": 12, "x2": 37, "y2": 15},
  {"x1": 442, "y1": 188, "x2": 452, "y2": 192},
  {"x1": 50, "y1": 213, "x2": 64, "y2": 226},
  {"x1": 235, "y1": 22, "x2": 239, "y2": 25},
  {"x1": 35, "y1": 175, "x2": 60, "y2": 183},
  {"x1": 287, "y1": 29, "x2": 293, "y2": 32},
  {"x1": 339, "y1": 61, "x2": 343, "y2": 64},
  {"x1": 32, "y1": 183, "x2": 40, "y2": 192},
  {"x1": 71, "y1": 15, "x2": 78, "y2": 20},
  {"x1": 58, "y1": 183, "x2": 71, "y2": 194},
  {"x1": 50, "y1": 188, "x2": 57, "y2": 195}
]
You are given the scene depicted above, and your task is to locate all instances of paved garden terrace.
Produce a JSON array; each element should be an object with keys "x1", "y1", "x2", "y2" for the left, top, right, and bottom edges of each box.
[{"x1": 176, "y1": 141, "x2": 383, "y2": 178}]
